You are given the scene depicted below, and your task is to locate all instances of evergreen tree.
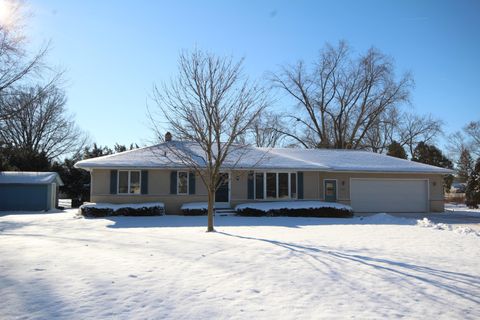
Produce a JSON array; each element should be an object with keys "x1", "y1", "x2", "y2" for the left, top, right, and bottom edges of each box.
[
  {"x1": 457, "y1": 147, "x2": 473, "y2": 182},
  {"x1": 52, "y1": 156, "x2": 90, "y2": 207},
  {"x1": 114, "y1": 143, "x2": 127, "y2": 153},
  {"x1": 0, "y1": 146, "x2": 52, "y2": 171},
  {"x1": 465, "y1": 157, "x2": 480, "y2": 208},
  {"x1": 83, "y1": 143, "x2": 113, "y2": 159},
  {"x1": 387, "y1": 141, "x2": 408, "y2": 159},
  {"x1": 412, "y1": 141, "x2": 454, "y2": 191},
  {"x1": 53, "y1": 143, "x2": 141, "y2": 207}
]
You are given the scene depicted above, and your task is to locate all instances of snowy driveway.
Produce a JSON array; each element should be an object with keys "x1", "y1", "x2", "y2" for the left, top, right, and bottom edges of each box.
[{"x1": 0, "y1": 210, "x2": 479, "y2": 319}]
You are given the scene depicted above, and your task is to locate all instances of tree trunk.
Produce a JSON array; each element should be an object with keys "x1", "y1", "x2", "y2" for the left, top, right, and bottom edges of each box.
[{"x1": 207, "y1": 188, "x2": 215, "y2": 232}]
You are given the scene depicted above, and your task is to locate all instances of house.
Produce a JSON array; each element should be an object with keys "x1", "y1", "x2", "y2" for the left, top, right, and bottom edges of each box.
[
  {"x1": 74, "y1": 138, "x2": 452, "y2": 214},
  {"x1": 0, "y1": 172, "x2": 63, "y2": 211}
]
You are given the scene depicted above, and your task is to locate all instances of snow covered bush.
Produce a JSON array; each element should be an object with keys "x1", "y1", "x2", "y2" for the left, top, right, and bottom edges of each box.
[
  {"x1": 235, "y1": 201, "x2": 353, "y2": 218},
  {"x1": 180, "y1": 202, "x2": 208, "y2": 216},
  {"x1": 80, "y1": 202, "x2": 165, "y2": 217}
]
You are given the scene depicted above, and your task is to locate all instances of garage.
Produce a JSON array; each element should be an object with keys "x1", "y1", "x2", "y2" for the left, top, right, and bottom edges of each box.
[
  {"x1": 350, "y1": 179, "x2": 428, "y2": 213},
  {"x1": 0, "y1": 172, "x2": 63, "y2": 212}
]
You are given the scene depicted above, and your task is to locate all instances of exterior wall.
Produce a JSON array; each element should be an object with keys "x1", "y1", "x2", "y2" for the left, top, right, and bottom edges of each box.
[
  {"x1": 318, "y1": 172, "x2": 445, "y2": 212},
  {"x1": 230, "y1": 171, "x2": 249, "y2": 205},
  {"x1": 91, "y1": 169, "x2": 209, "y2": 214},
  {"x1": 89, "y1": 168, "x2": 446, "y2": 214}
]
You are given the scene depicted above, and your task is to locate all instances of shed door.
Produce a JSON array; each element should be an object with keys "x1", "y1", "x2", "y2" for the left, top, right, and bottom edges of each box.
[
  {"x1": 0, "y1": 184, "x2": 49, "y2": 211},
  {"x1": 350, "y1": 179, "x2": 428, "y2": 213}
]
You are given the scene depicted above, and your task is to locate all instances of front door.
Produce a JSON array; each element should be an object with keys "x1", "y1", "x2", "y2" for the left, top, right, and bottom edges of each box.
[
  {"x1": 324, "y1": 180, "x2": 337, "y2": 202},
  {"x1": 215, "y1": 173, "x2": 230, "y2": 205}
]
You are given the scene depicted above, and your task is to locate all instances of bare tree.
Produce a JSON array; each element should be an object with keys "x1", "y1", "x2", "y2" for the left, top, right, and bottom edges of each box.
[
  {"x1": 396, "y1": 113, "x2": 443, "y2": 156},
  {"x1": 363, "y1": 107, "x2": 399, "y2": 153},
  {"x1": 0, "y1": 0, "x2": 55, "y2": 121},
  {"x1": 464, "y1": 120, "x2": 480, "y2": 156},
  {"x1": 151, "y1": 49, "x2": 268, "y2": 232},
  {"x1": 236, "y1": 109, "x2": 286, "y2": 148},
  {"x1": 0, "y1": 85, "x2": 87, "y2": 159},
  {"x1": 447, "y1": 120, "x2": 480, "y2": 164},
  {"x1": 272, "y1": 41, "x2": 413, "y2": 149}
]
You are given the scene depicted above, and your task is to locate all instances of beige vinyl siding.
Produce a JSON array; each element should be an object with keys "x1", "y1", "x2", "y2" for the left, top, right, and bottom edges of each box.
[
  {"x1": 90, "y1": 169, "x2": 208, "y2": 213},
  {"x1": 89, "y1": 169, "x2": 446, "y2": 213},
  {"x1": 315, "y1": 172, "x2": 444, "y2": 212}
]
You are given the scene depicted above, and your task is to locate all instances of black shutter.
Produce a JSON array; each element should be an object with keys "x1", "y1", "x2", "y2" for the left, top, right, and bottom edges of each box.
[
  {"x1": 110, "y1": 170, "x2": 117, "y2": 194},
  {"x1": 189, "y1": 171, "x2": 196, "y2": 195},
  {"x1": 247, "y1": 171, "x2": 254, "y2": 199},
  {"x1": 141, "y1": 170, "x2": 148, "y2": 194},
  {"x1": 297, "y1": 172, "x2": 304, "y2": 199},
  {"x1": 170, "y1": 171, "x2": 177, "y2": 194}
]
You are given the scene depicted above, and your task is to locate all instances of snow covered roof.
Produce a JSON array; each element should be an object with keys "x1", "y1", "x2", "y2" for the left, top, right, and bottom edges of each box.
[
  {"x1": 0, "y1": 172, "x2": 63, "y2": 185},
  {"x1": 74, "y1": 141, "x2": 453, "y2": 174}
]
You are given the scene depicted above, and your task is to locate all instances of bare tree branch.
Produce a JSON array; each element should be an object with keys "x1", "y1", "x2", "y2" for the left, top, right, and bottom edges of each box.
[{"x1": 272, "y1": 41, "x2": 413, "y2": 150}]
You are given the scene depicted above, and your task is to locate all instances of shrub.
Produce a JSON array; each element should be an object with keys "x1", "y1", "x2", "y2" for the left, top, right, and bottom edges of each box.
[
  {"x1": 181, "y1": 208, "x2": 207, "y2": 216},
  {"x1": 80, "y1": 207, "x2": 114, "y2": 217},
  {"x1": 236, "y1": 206, "x2": 353, "y2": 218},
  {"x1": 115, "y1": 206, "x2": 164, "y2": 216},
  {"x1": 80, "y1": 204, "x2": 164, "y2": 217}
]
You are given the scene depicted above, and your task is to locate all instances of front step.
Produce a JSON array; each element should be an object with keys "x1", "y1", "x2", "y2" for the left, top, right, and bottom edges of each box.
[{"x1": 215, "y1": 208, "x2": 236, "y2": 216}]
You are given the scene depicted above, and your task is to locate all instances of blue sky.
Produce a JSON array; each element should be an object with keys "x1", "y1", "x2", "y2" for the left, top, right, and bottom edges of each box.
[{"x1": 26, "y1": 0, "x2": 480, "y2": 148}]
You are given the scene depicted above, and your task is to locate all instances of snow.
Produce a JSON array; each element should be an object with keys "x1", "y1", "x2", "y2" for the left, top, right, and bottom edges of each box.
[
  {"x1": 0, "y1": 171, "x2": 63, "y2": 185},
  {"x1": 75, "y1": 141, "x2": 452, "y2": 174},
  {"x1": 417, "y1": 218, "x2": 480, "y2": 237},
  {"x1": 235, "y1": 200, "x2": 353, "y2": 212},
  {"x1": 1, "y1": 210, "x2": 479, "y2": 319},
  {"x1": 80, "y1": 202, "x2": 164, "y2": 212}
]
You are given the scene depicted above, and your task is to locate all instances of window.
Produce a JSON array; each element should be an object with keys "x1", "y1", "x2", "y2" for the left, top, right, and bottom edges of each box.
[
  {"x1": 278, "y1": 173, "x2": 289, "y2": 198},
  {"x1": 255, "y1": 172, "x2": 264, "y2": 199},
  {"x1": 254, "y1": 172, "x2": 298, "y2": 200},
  {"x1": 177, "y1": 171, "x2": 188, "y2": 195},
  {"x1": 290, "y1": 173, "x2": 297, "y2": 198},
  {"x1": 130, "y1": 171, "x2": 140, "y2": 194},
  {"x1": 118, "y1": 170, "x2": 141, "y2": 194},
  {"x1": 266, "y1": 173, "x2": 277, "y2": 199}
]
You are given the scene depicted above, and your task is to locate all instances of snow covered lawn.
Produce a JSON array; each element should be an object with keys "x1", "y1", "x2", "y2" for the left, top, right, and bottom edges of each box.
[{"x1": 0, "y1": 210, "x2": 479, "y2": 319}]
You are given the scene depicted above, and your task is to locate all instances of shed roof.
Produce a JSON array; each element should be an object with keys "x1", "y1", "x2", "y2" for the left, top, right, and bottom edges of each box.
[
  {"x1": 74, "y1": 141, "x2": 453, "y2": 174},
  {"x1": 0, "y1": 172, "x2": 64, "y2": 185}
]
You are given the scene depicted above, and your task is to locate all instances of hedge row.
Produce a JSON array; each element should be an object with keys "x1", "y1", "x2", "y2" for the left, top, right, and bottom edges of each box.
[
  {"x1": 80, "y1": 205, "x2": 165, "y2": 218},
  {"x1": 235, "y1": 207, "x2": 353, "y2": 218},
  {"x1": 181, "y1": 208, "x2": 208, "y2": 216}
]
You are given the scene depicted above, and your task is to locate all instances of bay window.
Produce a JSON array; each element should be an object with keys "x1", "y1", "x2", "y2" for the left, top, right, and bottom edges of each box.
[
  {"x1": 254, "y1": 172, "x2": 297, "y2": 200},
  {"x1": 290, "y1": 173, "x2": 297, "y2": 198},
  {"x1": 255, "y1": 172, "x2": 264, "y2": 199},
  {"x1": 266, "y1": 173, "x2": 277, "y2": 199}
]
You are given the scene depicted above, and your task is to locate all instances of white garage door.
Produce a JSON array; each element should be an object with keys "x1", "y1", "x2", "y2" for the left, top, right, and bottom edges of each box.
[{"x1": 350, "y1": 179, "x2": 428, "y2": 213}]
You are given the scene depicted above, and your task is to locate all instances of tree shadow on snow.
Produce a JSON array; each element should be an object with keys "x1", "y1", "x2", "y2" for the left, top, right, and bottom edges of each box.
[
  {"x1": 105, "y1": 214, "x2": 416, "y2": 229},
  {"x1": 217, "y1": 231, "x2": 480, "y2": 305}
]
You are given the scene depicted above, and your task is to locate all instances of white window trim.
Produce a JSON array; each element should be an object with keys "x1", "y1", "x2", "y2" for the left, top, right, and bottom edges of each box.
[
  {"x1": 254, "y1": 171, "x2": 298, "y2": 201},
  {"x1": 117, "y1": 170, "x2": 141, "y2": 195},
  {"x1": 177, "y1": 171, "x2": 189, "y2": 195}
]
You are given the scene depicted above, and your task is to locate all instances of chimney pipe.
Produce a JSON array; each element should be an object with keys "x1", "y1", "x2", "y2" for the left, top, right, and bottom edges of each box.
[{"x1": 165, "y1": 132, "x2": 172, "y2": 142}]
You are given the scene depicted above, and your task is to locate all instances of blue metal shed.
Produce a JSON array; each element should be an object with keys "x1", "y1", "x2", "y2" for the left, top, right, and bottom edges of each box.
[{"x1": 0, "y1": 172, "x2": 64, "y2": 211}]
